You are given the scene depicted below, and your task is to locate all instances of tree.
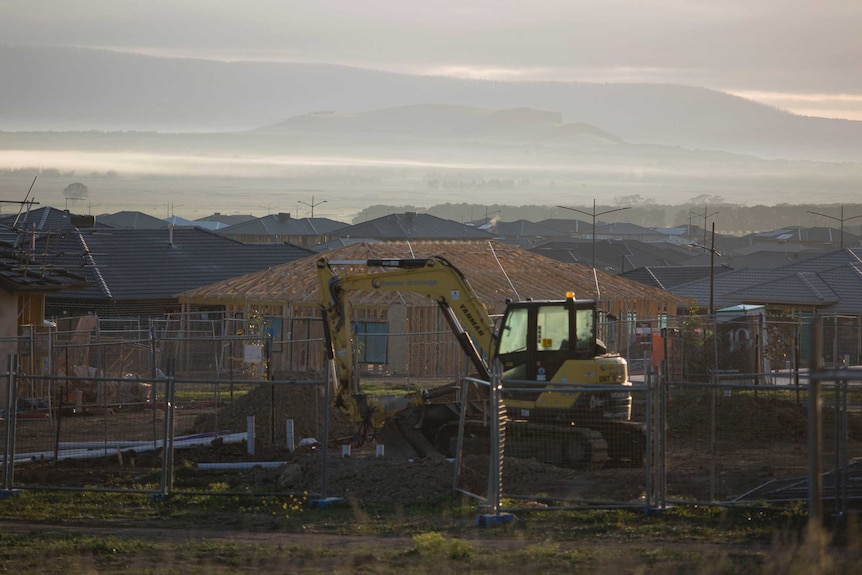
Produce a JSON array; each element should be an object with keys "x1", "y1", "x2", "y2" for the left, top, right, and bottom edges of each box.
[{"x1": 62, "y1": 182, "x2": 89, "y2": 201}]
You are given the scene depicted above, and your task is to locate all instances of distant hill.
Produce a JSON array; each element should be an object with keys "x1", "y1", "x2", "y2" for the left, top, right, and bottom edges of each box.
[
  {"x1": 256, "y1": 105, "x2": 623, "y2": 147},
  {"x1": 2, "y1": 46, "x2": 861, "y2": 162}
]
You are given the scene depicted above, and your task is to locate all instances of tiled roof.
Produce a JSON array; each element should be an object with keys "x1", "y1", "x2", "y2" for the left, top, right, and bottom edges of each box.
[
  {"x1": 0, "y1": 242, "x2": 89, "y2": 293},
  {"x1": 536, "y1": 218, "x2": 593, "y2": 235},
  {"x1": 219, "y1": 214, "x2": 347, "y2": 236},
  {"x1": 0, "y1": 207, "x2": 87, "y2": 245},
  {"x1": 179, "y1": 240, "x2": 687, "y2": 316},
  {"x1": 620, "y1": 265, "x2": 734, "y2": 290},
  {"x1": 332, "y1": 213, "x2": 494, "y2": 240},
  {"x1": 0, "y1": 206, "x2": 78, "y2": 232},
  {"x1": 490, "y1": 219, "x2": 568, "y2": 238},
  {"x1": 42, "y1": 227, "x2": 312, "y2": 302},
  {"x1": 671, "y1": 268, "x2": 780, "y2": 310},
  {"x1": 195, "y1": 213, "x2": 256, "y2": 226},
  {"x1": 532, "y1": 239, "x2": 693, "y2": 272},
  {"x1": 97, "y1": 211, "x2": 171, "y2": 229},
  {"x1": 752, "y1": 226, "x2": 859, "y2": 244},
  {"x1": 670, "y1": 248, "x2": 862, "y2": 312},
  {"x1": 725, "y1": 272, "x2": 838, "y2": 307},
  {"x1": 596, "y1": 222, "x2": 662, "y2": 237}
]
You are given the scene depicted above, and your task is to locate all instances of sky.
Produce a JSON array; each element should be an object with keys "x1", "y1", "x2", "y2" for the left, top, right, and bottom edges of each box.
[{"x1": 2, "y1": 0, "x2": 862, "y2": 121}]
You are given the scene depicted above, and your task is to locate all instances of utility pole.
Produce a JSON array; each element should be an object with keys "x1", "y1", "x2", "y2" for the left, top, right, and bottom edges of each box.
[
  {"x1": 689, "y1": 222, "x2": 721, "y2": 316},
  {"x1": 557, "y1": 199, "x2": 630, "y2": 269}
]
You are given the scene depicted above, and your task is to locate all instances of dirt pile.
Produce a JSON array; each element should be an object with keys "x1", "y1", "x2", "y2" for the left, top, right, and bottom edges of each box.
[
  {"x1": 181, "y1": 448, "x2": 639, "y2": 507},
  {"x1": 191, "y1": 376, "x2": 355, "y2": 448},
  {"x1": 666, "y1": 390, "x2": 862, "y2": 443}
]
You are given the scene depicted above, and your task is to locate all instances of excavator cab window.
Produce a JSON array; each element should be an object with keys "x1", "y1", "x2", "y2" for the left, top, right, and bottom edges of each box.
[
  {"x1": 574, "y1": 308, "x2": 594, "y2": 352},
  {"x1": 497, "y1": 299, "x2": 597, "y2": 381},
  {"x1": 497, "y1": 307, "x2": 529, "y2": 355}
]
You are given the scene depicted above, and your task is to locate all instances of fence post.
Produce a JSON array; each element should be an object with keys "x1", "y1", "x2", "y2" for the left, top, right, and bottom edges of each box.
[
  {"x1": 285, "y1": 419, "x2": 295, "y2": 453},
  {"x1": 644, "y1": 367, "x2": 652, "y2": 513},
  {"x1": 834, "y1": 378, "x2": 847, "y2": 517},
  {"x1": 808, "y1": 317, "x2": 823, "y2": 524},
  {"x1": 473, "y1": 361, "x2": 516, "y2": 526},
  {"x1": 322, "y1": 358, "x2": 332, "y2": 498},
  {"x1": 659, "y1": 355, "x2": 667, "y2": 509},
  {"x1": 2, "y1": 355, "x2": 18, "y2": 492},
  {"x1": 159, "y1": 358, "x2": 177, "y2": 497}
]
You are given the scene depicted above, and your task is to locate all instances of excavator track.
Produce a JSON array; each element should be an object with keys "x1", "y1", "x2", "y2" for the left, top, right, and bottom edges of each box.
[
  {"x1": 506, "y1": 421, "x2": 609, "y2": 470},
  {"x1": 582, "y1": 420, "x2": 647, "y2": 468},
  {"x1": 431, "y1": 419, "x2": 610, "y2": 470}
]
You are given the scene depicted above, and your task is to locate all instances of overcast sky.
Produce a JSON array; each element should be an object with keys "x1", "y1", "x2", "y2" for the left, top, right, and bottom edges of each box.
[{"x1": 3, "y1": 0, "x2": 862, "y2": 120}]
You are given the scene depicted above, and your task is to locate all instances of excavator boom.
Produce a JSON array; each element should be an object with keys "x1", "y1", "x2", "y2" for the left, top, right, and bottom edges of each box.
[{"x1": 318, "y1": 257, "x2": 496, "y2": 387}]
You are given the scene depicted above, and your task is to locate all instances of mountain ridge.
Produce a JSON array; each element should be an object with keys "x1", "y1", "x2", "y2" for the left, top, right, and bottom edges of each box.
[{"x1": 2, "y1": 46, "x2": 860, "y2": 162}]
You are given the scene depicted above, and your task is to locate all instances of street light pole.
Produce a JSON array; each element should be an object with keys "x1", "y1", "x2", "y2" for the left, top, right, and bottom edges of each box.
[
  {"x1": 691, "y1": 207, "x2": 719, "y2": 247},
  {"x1": 557, "y1": 199, "x2": 631, "y2": 269},
  {"x1": 709, "y1": 222, "x2": 716, "y2": 316},
  {"x1": 298, "y1": 195, "x2": 327, "y2": 218},
  {"x1": 689, "y1": 221, "x2": 720, "y2": 316},
  {"x1": 806, "y1": 204, "x2": 862, "y2": 249}
]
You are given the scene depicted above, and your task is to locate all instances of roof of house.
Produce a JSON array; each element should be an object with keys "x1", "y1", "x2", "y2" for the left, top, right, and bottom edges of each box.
[
  {"x1": 195, "y1": 213, "x2": 256, "y2": 226},
  {"x1": 488, "y1": 220, "x2": 568, "y2": 244},
  {"x1": 218, "y1": 213, "x2": 347, "y2": 237},
  {"x1": 0, "y1": 241, "x2": 89, "y2": 293},
  {"x1": 164, "y1": 215, "x2": 222, "y2": 229},
  {"x1": 619, "y1": 265, "x2": 735, "y2": 291},
  {"x1": 0, "y1": 207, "x2": 101, "y2": 245},
  {"x1": 179, "y1": 240, "x2": 687, "y2": 315},
  {"x1": 531, "y1": 239, "x2": 693, "y2": 272},
  {"x1": 595, "y1": 222, "x2": 663, "y2": 238},
  {"x1": 671, "y1": 247, "x2": 862, "y2": 312},
  {"x1": 332, "y1": 213, "x2": 494, "y2": 240},
  {"x1": 751, "y1": 226, "x2": 859, "y2": 245},
  {"x1": 536, "y1": 218, "x2": 593, "y2": 235},
  {"x1": 719, "y1": 250, "x2": 824, "y2": 269},
  {"x1": 42, "y1": 227, "x2": 313, "y2": 302},
  {"x1": 97, "y1": 211, "x2": 172, "y2": 229}
]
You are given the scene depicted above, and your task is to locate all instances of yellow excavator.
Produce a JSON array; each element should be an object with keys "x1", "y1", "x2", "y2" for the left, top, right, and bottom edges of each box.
[{"x1": 317, "y1": 256, "x2": 645, "y2": 468}]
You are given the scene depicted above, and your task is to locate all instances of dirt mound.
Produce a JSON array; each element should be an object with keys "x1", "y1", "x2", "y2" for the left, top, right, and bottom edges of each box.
[
  {"x1": 191, "y1": 375, "x2": 355, "y2": 448},
  {"x1": 666, "y1": 390, "x2": 862, "y2": 443}
]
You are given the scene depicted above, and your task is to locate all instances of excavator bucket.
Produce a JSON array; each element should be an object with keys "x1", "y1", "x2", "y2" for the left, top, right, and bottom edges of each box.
[{"x1": 374, "y1": 407, "x2": 443, "y2": 460}]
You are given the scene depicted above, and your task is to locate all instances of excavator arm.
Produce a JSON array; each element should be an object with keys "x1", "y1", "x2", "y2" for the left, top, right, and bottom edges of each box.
[{"x1": 317, "y1": 257, "x2": 497, "y2": 426}]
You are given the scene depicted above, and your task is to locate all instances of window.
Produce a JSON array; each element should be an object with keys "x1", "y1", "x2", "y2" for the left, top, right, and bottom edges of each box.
[
  {"x1": 536, "y1": 305, "x2": 569, "y2": 351},
  {"x1": 575, "y1": 308, "x2": 594, "y2": 351},
  {"x1": 498, "y1": 307, "x2": 529, "y2": 354}
]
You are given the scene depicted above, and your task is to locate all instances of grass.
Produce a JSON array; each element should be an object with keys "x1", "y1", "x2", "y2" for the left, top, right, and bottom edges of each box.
[
  {"x1": 0, "y1": 488, "x2": 861, "y2": 573},
  {"x1": 172, "y1": 384, "x2": 253, "y2": 404}
]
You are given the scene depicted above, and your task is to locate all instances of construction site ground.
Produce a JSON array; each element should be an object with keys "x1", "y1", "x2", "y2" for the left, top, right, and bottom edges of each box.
[{"x1": 6, "y1": 383, "x2": 862, "y2": 508}]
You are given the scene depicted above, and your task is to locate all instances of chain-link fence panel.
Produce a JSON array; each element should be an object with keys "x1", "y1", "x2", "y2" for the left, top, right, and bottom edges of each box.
[
  {"x1": 5, "y1": 372, "x2": 166, "y2": 493},
  {"x1": 170, "y1": 376, "x2": 333, "y2": 498},
  {"x1": 492, "y1": 381, "x2": 651, "y2": 508},
  {"x1": 808, "y1": 375, "x2": 862, "y2": 517},
  {"x1": 663, "y1": 379, "x2": 811, "y2": 506}
]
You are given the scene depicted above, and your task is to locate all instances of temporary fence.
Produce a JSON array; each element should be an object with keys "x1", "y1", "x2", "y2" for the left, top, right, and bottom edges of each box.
[
  {"x1": 458, "y1": 315, "x2": 862, "y2": 518},
  {"x1": 2, "y1": 313, "x2": 862, "y2": 522},
  {"x1": 0, "y1": 358, "x2": 333, "y2": 497},
  {"x1": 452, "y1": 374, "x2": 658, "y2": 514}
]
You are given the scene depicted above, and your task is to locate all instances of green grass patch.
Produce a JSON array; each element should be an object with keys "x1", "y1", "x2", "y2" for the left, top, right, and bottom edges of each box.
[{"x1": 0, "y1": 490, "x2": 860, "y2": 573}]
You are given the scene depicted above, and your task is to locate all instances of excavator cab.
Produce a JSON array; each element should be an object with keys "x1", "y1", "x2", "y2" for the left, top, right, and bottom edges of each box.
[{"x1": 496, "y1": 292, "x2": 599, "y2": 382}]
